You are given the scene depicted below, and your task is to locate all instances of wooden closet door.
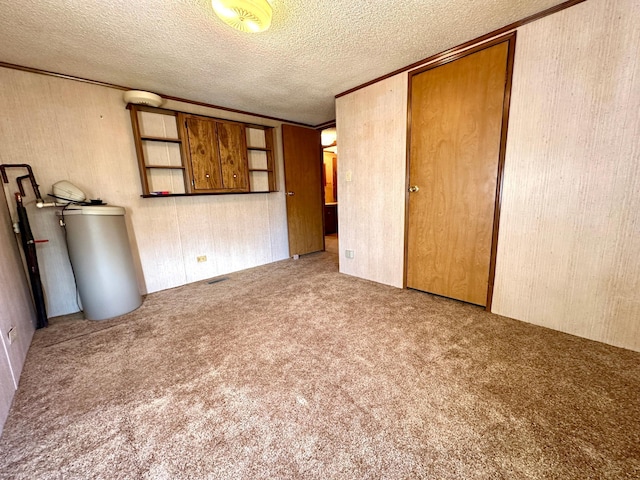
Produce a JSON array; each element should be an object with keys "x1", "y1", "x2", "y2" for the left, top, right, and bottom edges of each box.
[{"x1": 406, "y1": 40, "x2": 510, "y2": 306}]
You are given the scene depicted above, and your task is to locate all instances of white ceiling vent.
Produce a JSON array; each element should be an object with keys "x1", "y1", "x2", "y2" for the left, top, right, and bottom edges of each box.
[{"x1": 123, "y1": 90, "x2": 163, "y2": 107}]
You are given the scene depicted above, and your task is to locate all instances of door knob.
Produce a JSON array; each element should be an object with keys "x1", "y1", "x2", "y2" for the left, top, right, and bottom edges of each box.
[
  {"x1": 408, "y1": 185, "x2": 420, "y2": 193},
  {"x1": 287, "y1": 191, "x2": 295, "y2": 196}
]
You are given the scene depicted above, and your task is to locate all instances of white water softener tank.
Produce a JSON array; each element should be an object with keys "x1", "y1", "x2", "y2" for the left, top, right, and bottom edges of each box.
[{"x1": 57, "y1": 206, "x2": 142, "y2": 320}]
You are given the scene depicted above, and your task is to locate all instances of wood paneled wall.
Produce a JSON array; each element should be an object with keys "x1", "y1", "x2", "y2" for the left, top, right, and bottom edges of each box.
[
  {"x1": 491, "y1": 0, "x2": 640, "y2": 351},
  {"x1": 335, "y1": 0, "x2": 640, "y2": 351},
  {"x1": 0, "y1": 188, "x2": 36, "y2": 435},
  {"x1": 336, "y1": 74, "x2": 408, "y2": 288},
  {"x1": 0, "y1": 68, "x2": 290, "y2": 317}
]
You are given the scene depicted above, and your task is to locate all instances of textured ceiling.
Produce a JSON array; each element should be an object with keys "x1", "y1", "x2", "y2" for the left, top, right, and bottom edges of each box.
[{"x1": 0, "y1": 0, "x2": 569, "y2": 125}]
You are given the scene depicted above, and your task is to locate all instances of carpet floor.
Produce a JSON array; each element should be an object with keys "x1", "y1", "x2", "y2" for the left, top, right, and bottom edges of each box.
[
  {"x1": 0, "y1": 252, "x2": 638, "y2": 479},
  {"x1": 325, "y1": 234, "x2": 338, "y2": 254}
]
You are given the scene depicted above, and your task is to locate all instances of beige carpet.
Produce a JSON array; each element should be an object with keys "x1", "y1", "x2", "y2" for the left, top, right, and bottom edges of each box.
[{"x1": 0, "y1": 252, "x2": 639, "y2": 479}]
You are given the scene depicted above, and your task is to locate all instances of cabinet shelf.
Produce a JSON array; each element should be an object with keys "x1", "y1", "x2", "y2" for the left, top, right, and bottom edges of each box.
[
  {"x1": 141, "y1": 135, "x2": 182, "y2": 143},
  {"x1": 145, "y1": 165, "x2": 186, "y2": 169},
  {"x1": 141, "y1": 191, "x2": 273, "y2": 198},
  {"x1": 129, "y1": 104, "x2": 277, "y2": 196}
]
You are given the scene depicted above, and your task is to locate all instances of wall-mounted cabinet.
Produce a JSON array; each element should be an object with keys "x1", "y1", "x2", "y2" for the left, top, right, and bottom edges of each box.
[
  {"x1": 183, "y1": 115, "x2": 249, "y2": 193},
  {"x1": 128, "y1": 105, "x2": 276, "y2": 197}
]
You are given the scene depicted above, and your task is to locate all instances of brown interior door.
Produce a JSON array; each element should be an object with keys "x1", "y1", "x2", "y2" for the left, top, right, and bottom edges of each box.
[
  {"x1": 406, "y1": 41, "x2": 510, "y2": 306},
  {"x1": 217, "y1": 121, "x2": 249, "y2": 191},
  {"x1": 282, "y1": 124, "x2": 324, "y2": 256}
]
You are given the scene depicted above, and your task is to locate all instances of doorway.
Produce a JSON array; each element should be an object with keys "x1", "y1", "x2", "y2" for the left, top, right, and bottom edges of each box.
[
  {"x1": 321, "y1": 127, "x2": 338, "y2": 254},
  {"x1": 405, "y1": 34, "x2": 516, "y2": 308}
]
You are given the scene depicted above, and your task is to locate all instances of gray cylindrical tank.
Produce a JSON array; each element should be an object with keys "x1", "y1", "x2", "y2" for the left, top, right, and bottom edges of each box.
[{"x1": 57, "y1": 206, "x2": 142, "y2": 320}]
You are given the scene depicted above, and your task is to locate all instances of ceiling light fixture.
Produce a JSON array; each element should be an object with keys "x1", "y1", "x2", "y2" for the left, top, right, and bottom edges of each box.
[{"x1": 212, "y1": 0, "x2": 272, "y2": 33}]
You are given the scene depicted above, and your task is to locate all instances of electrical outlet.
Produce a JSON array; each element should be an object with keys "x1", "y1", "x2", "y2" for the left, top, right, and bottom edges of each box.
[
  {"x1": 7, "y1": 326, "x2": 17, "y2": 345},
  {"x1": 345, "y1": 171, "x2": 353, "y2": 182},
  {"x1": 345, "y1": 249, "x2": 355, "y2": 259},
  {"x1": 197, "y1": 255, "x2": 207, "y2": 263}
]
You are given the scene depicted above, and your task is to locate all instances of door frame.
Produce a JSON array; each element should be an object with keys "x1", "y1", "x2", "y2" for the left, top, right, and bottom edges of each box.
[
  {"x1": 318, "y1": 122, "x2": 337, "y2": 241},
  {"x1": 403, "y1": 32, "x2": 517, "y2": 311}
]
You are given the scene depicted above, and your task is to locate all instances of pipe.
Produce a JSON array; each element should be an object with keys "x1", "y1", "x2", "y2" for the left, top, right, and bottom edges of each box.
[
  {"x1": 15, "y1": 192, "x2": 48, "y2": 328},
  {"x1": 0, "y1": 164, "x2": 44, "y2": 202},
  {"x1": 16, "y1": 173, "x2": 44, "y2": 203},
  {"x1": 36, "y1": 201, "x2": 66, "y2": 208}
]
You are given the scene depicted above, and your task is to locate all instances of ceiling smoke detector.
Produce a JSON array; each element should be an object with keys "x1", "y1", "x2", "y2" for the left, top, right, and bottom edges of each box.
[
  {"x1": 123, "y1": 90, "x2": 163, "y2": 107},
  {"x1": 212, "y1": 0, "x2": 272, "y2": 33}
]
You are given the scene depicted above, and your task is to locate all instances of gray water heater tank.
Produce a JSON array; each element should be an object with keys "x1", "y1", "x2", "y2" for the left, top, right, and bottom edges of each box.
[{"x1": 57, "y1": 206, "x2": 142, "y2": 320}]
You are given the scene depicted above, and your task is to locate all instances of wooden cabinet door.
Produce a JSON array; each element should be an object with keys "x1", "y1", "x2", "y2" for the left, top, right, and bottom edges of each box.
[
  {"x1": 282, "y1": 124, "x2": 324, "y2": 256},
  {"x1": 406, "y1": 40, "x2": 510, "y2": 306},
  {"x1": 185, "y1": 116, "x2": 223, "y2": 191},
  {"x1": 216, "y1": 121, "x2": 249, "y2": 191}
]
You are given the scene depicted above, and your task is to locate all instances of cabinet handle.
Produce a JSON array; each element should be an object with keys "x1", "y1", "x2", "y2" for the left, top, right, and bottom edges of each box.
[
  {"x1": 408, "y1": 185, "x2": 419, "y2": 193},
  {"x1": 287, "y1": 191, "x2": 295, "y2": 196},
  {"x1": 205, "y1": 173, "x2": 210, "y2": 178}
]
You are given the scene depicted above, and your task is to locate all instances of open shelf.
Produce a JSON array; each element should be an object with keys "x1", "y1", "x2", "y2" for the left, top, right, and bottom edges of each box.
[
  {"x1": 129, "y1": 104, "x2": 277, "y2": 196},
  {"x1": 141, "y1": 135, "x2": 182, "y2": 143},
  {"x1": 141, "y1": 191, "x2": 274, "y2": 198},
  {"x1": 144, "y1": 165, "x2": 186, "y2": 169}
]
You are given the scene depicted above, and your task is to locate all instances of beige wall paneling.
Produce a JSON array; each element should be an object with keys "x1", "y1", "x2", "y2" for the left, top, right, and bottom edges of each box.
[
  {"x1": 492, "y1": 0, "x2": 640, "y2": 351},
  {"x1": 138, "y1": 111, "x2": 179, "y2": 138},
  {"x1": 0, "y1": 67, "x2": 290, "y2": 318},
  {"x1": 0, "y1": 185, "x2": 36, "y2": 434},
  {"x1": 174, "y1": 194, "x2": 272, "y2": 284},
  {"x1": 174, "y1": 195, "x2": 224, "y2": 284},
  {"x1": 249, "y1": 172, "x2": 270, "y2": 193},
  {"x1": 333, "y1": 0, "x2": 639, "y2": 350},
  {"x1": 139, "y1": 111, "x2": 185, "y2": 194},
  {"x1": 146, "y1": 159, "x2": 186, "y2": 195},
  {"x1": 246, "y1": 128, "x2": 267, "y2": 149},
  {"x1": 336, "y1": 74, "x2": 408, "y2": 288},
  {"x1": 248, "y1": 151, "x2": 269, "y2": 170},
  {"x1": 0, "y1": 340, "x2": 16, "y2": 436},
  {"x1": 248, "y1": 148, "x2": 270, "y2": 193},
  {"x1": 132, "y1": 197, "x2": 186, "y2": 294},
  {"x1": 266, "y1": 126, "x2": 291, "y2": 261},
  {"x1": 213, "y1": 195, "x2": 272, "y2": 272}
]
